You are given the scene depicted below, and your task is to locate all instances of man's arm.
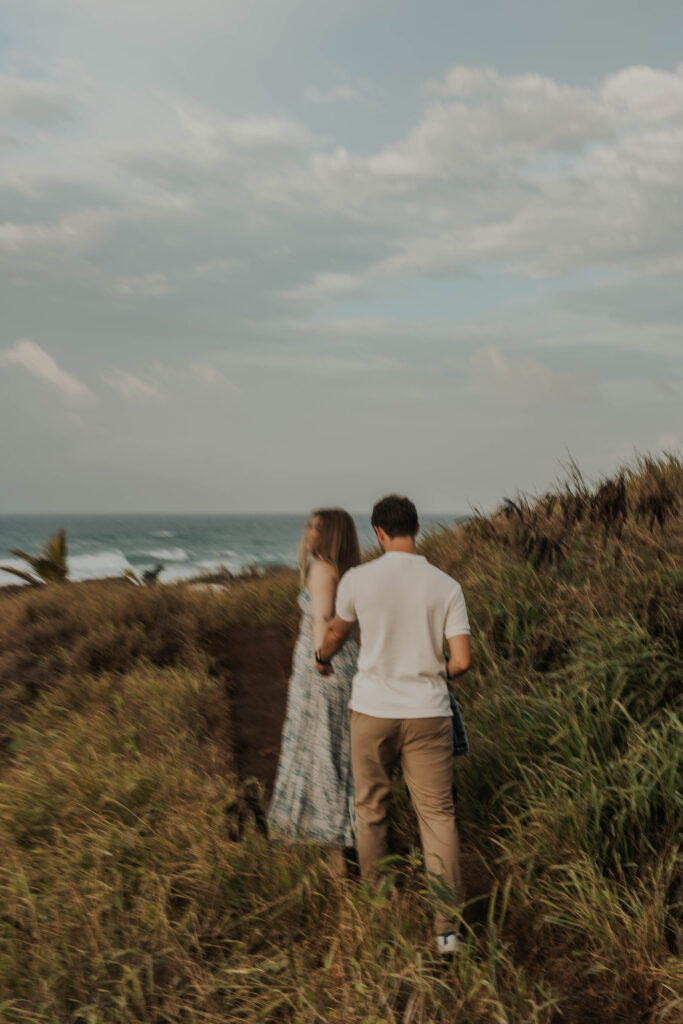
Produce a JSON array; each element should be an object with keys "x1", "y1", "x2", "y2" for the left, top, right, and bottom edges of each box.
[
  {"x1": 315, "y1": 614, "x2": 355, "y2": 674},
  {"x1": 446, "y1": 633, "x2": 471, "y2": 679}
]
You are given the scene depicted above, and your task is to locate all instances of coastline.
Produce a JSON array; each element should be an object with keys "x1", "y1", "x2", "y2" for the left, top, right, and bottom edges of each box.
[{"x1": 1, "y1": 456, "x2": 680, "y2": 1023}]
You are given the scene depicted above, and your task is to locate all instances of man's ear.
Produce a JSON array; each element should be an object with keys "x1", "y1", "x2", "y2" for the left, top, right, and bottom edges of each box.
[{"x1": 373, "y1": 525, "x2": 385, "y2": 546}]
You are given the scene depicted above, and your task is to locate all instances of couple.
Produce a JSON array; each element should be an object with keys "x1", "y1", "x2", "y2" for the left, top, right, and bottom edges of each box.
[{"x1": 267, "y1": 495, "x2": 471, "y2": 955}]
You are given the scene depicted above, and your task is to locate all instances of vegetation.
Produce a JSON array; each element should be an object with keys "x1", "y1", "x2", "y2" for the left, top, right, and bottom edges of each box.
[
  {"x1": 0, "y1": 455, "x2": 681, "y2": 1023},
  {"x1": 0, "y1": 528, "x2": 68, "y2": 585},
  {"x1": 122, "y1": 563, "x2": 166, "y2": 587}
]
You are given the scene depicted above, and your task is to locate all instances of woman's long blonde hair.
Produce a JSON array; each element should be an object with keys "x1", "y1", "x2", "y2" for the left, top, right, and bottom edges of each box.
[{"x1": 298, "y1": 508, "x2": 361, "y2": 581}]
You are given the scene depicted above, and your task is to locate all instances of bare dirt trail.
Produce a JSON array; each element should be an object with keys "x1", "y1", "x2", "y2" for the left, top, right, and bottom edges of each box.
[{"x1": 224, "y1": 623, "x2": 297, "y2": 797}]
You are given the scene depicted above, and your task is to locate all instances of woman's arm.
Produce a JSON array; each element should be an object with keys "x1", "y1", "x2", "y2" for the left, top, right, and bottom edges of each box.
[{"x1": 307, "y1": 560, "x2": 338, "y2": 653}]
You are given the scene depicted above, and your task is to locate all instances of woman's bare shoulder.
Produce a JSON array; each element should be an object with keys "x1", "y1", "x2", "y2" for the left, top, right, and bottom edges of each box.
[{"x1": 306, "y1": 558, "x2": 339, "y2": 587}]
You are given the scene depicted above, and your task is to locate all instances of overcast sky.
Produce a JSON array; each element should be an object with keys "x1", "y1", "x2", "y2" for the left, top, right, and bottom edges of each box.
[{"x1": 1, "y1": 1, "x2": 682, "y2": 514}]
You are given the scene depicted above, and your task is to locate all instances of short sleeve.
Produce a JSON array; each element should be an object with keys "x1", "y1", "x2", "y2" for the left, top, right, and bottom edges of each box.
[
  {"x1": 335, "y1": 568, "x2": 357, "y2": 623},
  {"x1": 444, "y1": 583, "x2": 470, "y2": 637}
]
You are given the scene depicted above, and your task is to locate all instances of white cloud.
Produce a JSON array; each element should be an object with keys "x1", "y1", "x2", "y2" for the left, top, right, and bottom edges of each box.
[
  {"x1": 468, "y1": 345, "x2": 597, "y2": 403},
  {"x1": 0, "y1": 339, "x2": 90, "y2": 399},
  {"x1": 106, "y1": 272, "x2": 173, "y2": 297},
  {"x1": 601, "y1": 64, "x2": 683, "y2": 123},
  {"x1": 219, "y1": 348, "x2": 406, "y2": 377},
  {"x1": 191, "y1": 362, "x2": 238, "y2": 390},
  {"x1": 281, "y1": 271, "x2": 360, "y2": 302},
  {"x1": 0, "y1": 209, "x2": 121, "y2": 260},
  {"x1": 306, "y1": 84, "x2": 363, "y2": 104},
  {"x1": 0, "y1": 74, "x2": 74, "y2": 126},
  {"x1": 279, "y1": 63, "x2": 683, "y2": 294},
  {"x1": 306, "y1": 79, "x2": 379, "y2": 105},
  {"x1": 172, "y1": 103, "x2": 312, "y2": 152},
  {"x1": 2, "y1": 57, "x2": 683, "y2": 380},
  {"x1": 101, "y1": 368, "x2": 163, "y2": 399}
]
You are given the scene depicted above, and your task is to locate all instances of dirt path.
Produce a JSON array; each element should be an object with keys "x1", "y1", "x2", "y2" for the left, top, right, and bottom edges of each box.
[{"x1": 224, "y1": 623, "x2": 297, "y2": 797}]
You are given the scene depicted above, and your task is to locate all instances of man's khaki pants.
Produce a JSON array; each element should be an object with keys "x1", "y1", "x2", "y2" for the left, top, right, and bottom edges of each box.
[{"x1": 350, "y1": 710, "x2": 461, "y2": 935}]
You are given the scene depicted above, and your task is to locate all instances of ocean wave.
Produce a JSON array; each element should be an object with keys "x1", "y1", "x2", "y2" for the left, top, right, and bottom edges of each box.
[
  {"x1": 145, "y1": 547, "x2": 189, "y2": 561},
  {"x1": 159, "y1": 562, "x2": 220, "y2": 583},
  {"x1": 0, "y1": 550, "x2": 134, "y2": 587},
  {"x1": 69, "y1": 550, "x2": 132, "y2": 581},
  {"x1": 151, "y1": 530, "x2": 175, "y2": 538},
  {"x1": 198, "y1": 556, "x2": 243, "y2": 573},
  {"x1": 0, "y1": 557, "x2": 41, "y2": 586}
]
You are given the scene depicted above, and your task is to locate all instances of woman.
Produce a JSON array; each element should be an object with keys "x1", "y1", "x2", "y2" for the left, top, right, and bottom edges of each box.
[{"x1": 267, "y1": 509, "x2": 361, "y2": 873}]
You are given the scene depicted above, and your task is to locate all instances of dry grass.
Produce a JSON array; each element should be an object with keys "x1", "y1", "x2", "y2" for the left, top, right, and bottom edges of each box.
[{"x1": 0, "y1": 455, "x2": 681, "y2": 1023}]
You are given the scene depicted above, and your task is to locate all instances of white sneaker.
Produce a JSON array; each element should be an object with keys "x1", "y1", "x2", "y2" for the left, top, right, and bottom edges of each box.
[{"x1": 436, "y1": 931, "x2": 463, "y2": 956}]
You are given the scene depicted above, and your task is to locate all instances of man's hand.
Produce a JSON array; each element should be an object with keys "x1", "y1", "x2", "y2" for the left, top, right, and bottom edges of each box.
[{"x1": 319, "y1": 614, "x2": 356, "y2": 665}]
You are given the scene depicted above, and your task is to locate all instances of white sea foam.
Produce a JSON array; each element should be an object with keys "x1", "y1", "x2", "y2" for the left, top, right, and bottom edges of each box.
[
  {"x1": 145, "y1": 547, "x2": 189, "y2": 561},
  {"x1": 159, "y1": 563, "x2": 208, "y2": 583},
  {"x1": 160, "y1": 557, "x2": 242, "y2": 583},
  {"x1": 68, "y1": 550, "x2": 132, "y2": 581},
  {"x1": 151, "y1": 530, "x2": 175, "y2": 538},
  {"x1": 198, "y1": 556, "x2": 243, "y2": 573},
  {"x1": 158, "y1": 565, "x2": 197, "y2": 583},
  {"x1": 0, "y1": 557, "x2": 40, "y2": 586}
]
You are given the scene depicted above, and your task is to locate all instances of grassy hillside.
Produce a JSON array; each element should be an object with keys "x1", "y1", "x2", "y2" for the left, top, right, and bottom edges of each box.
[{"x1": 0, "y1": 456, "x2": 681, "y2": 1023}]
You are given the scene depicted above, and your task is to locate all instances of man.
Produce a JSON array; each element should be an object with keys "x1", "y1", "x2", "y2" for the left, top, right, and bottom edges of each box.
[{"x1": 314, "y1": 495, "x2": 471, "y2": 955}]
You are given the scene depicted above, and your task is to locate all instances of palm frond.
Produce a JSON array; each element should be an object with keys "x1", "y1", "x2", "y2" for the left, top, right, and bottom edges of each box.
[
  {"x1": 0, "y1": 565, "x2": 43, "y2": 585},
  {"x1": 6, "y1": 529, "x2": 69, "y2": 584}
]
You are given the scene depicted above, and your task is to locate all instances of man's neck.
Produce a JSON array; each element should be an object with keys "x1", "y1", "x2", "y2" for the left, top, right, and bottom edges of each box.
[{"x1": 382, "y1": 536, "x2": 418, "y2": 555}]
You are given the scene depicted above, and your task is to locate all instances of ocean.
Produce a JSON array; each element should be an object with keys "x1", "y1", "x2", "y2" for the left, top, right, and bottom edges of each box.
[{"x1": 0, "y1": 513, "x2": 460, "y2": 588}]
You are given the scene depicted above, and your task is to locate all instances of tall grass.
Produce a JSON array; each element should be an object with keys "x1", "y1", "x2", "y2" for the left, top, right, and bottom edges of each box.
[{"x1": 0, "y1": 455, "x2": 681, "y2": 1023}]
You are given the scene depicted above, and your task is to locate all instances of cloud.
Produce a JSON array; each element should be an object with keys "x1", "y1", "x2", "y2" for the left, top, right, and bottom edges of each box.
[
  {"x1": 106, "y1": 272, "x2": 173, "y2": 297},
  {"x1": 190, "y1": 362, "x2": 238, "y2": 390},
  {"x1": 0, "y1": 75, "x2": 75, "y2": 127},
  {"x1": 281, "y1": 271, "x2": 360, "y2": 302},
  {"x1": 280, "y1": 63, "x2": 683, "y2": 296},
  {"x1": 219, "y1": 347, "x2": 406, "y2": 377},
  {"x1": 468, "y1": 345, "x2": 597, "y2": 403},
  {"x1": 2, "y1": 57, "x2": 683, "y2": 379},
  {"x1": 306, "y1": 84, "x2": 363, "y2": 104},
  {"x1": 172, "y1": 103, "x2": 312, "y2": 151},
  {"x1": 0, "y1": 208, "x2": 122, "y2": 261},
  {"x1": 0, "y1": 339, "x2": 90, "y2": 399},
  {"x1": 101, "y1": 368, "x2": 163, "y2": 399},
  {"x1": 305, "y1": 79, "x2": 379, "y2": 105}
]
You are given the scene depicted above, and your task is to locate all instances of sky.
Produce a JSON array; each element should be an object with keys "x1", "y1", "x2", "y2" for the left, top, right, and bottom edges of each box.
[{"x1": 1, "y1": 0, "x2": 682, "y2": 514}]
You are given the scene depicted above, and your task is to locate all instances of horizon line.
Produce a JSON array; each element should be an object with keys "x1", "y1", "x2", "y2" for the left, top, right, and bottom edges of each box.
[{"x1": 0, "y1": 510, "x2": 470, "y2": 519}]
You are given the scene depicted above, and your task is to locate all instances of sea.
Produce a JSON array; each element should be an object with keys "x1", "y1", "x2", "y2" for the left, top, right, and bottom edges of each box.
[{"x1": 0, "y1": 513, "x2": 461, "y2": 588}]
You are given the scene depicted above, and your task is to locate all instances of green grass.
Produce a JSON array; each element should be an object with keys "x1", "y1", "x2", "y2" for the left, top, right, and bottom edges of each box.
[{"x1": 0, "y1": 455, "x2": 681, "y2": 1023}]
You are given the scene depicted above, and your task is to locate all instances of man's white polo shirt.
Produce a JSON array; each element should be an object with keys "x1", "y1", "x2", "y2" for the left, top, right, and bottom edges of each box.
[{"x1": 335, "y1": 551, "x2": 470, "y2": 719}]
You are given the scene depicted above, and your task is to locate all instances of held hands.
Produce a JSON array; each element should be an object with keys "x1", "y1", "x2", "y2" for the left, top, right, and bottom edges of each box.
[{"x1": 314, "y1": 649, "x2": 334, "y2": 676}]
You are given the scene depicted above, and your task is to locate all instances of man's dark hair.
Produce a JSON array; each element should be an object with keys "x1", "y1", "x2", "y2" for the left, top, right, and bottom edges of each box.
[{"x1": 371, "y1": 495, "x2": 419, "y2": 538}]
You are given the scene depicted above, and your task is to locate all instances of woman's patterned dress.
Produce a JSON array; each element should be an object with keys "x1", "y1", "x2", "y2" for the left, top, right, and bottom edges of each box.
[{"x1": 267, "y1": 588, "x2": 358, "y2": 846}]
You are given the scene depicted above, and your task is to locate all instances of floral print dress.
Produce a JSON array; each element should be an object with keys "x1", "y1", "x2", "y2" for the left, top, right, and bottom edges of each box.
[{"x1": 267, "y1": 588, "x2": 358, "y2": 846}]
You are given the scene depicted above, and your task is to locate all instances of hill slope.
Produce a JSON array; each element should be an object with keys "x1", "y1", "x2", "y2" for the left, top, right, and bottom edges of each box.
[{"x1": 0, "y1": 455, "x2": 681, "y2": 1023}]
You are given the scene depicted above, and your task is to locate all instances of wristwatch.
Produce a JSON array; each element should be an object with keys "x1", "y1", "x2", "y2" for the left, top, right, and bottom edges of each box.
[{"x1": 315, "y1": 648, "x2": 331, "y2": 666}]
